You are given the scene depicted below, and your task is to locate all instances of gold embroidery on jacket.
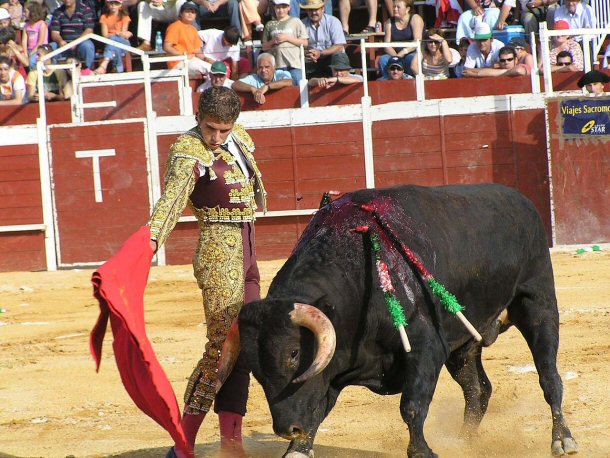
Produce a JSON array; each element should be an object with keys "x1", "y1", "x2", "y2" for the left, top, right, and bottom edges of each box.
[{"x1": 184, "y1": 223, "x2": 244, "y2": 414}]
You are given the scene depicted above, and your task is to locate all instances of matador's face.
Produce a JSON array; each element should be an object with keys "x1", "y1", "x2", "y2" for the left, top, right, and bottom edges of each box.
[{"x1": 197, "y1": 115, "x2": 235, "y2": 150}]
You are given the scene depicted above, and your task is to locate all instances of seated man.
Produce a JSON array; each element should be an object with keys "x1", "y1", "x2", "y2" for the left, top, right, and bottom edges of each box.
[
  {"x1": 456, "y1": 0, "x2": 515, "y2": 44},
  {"x1": 301, "y1": 0, "x2": 346, "y2": 78},
  {"x1": 339, "y1": 0, "x2": 379, "y2": 35},
  {"x1": 462, "y1": 22, "x2": 504, "y2": 74},
  {"x1": 232, "y1": 52, "x2": 293, "y2": 105},
  {"x1": 164, "y1": 1, "x2": 209, "y2": 77},
  {"x1": 196, "y1": 60, "x2": 234, "y2": 91},
  {"x1": 577, "y1": 69, "x2": 609, "y2": 96},
  {"x1": 463, "y1": 45, "x2": 529, "y2": 77},
  {"x1": 553, "y1": 0, "x2": 596, "y2": 43},
  {"x1": 553, "y1": 50, "x2": 576, "y2": 72},
  {"x1": 198, "y1": 26, "x2": 241, "y2": 80},
  {"x1": 378, "y1": 55, "x2": 412, "y2": 80},
  {"x1": 308, "y1": 52, "x2": 362, "y2": 87},
  {"x1": 0, "y1": 54, "x2": 26, "y2": 105},
  {"x1": 49, "y1": 0, "x2": 95, "y2": 70}
]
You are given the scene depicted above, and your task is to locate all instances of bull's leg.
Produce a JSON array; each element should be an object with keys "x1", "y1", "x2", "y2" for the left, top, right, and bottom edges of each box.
[
  {"x1": 401, "y1": 344, "x2": 445, "y2": 458},
  {"x1": 445, "y1": 342, "x2": 492, "y2": 437},
  {"x1": 509, "y1": 288, "x2": 578, "y2": 456}
]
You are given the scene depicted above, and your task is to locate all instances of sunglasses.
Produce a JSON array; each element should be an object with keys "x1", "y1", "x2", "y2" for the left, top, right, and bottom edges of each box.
[
  {"x1": 389, "y1": 66, "x2": 403, "y2": 71},
  {"x1": 557, "y1": 61, "x2": 571, "y2": 66},
  {"x1": 499, "y1": 57, "x2": 514, "y2": 63}
]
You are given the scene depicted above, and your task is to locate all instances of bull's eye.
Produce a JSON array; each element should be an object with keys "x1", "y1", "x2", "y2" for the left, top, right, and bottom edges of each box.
[{"x1": 288, "y1": 349, "x2": 299, "y2": 369}]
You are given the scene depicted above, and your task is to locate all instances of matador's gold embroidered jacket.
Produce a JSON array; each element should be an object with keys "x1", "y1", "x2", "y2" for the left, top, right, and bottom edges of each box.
[{"x1": 149, "y1": 124, "x2": 267, "y2": 247}]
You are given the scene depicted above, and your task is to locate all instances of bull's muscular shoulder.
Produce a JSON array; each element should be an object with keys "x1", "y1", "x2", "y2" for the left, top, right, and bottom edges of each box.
[{"x1": 168, "y1": 130, "x2": 214, "y2": 167}]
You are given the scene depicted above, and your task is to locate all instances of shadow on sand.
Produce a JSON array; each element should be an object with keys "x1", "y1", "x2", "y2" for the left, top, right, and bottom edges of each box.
[{"x1": 104, "y1": 430, "x2": 395, "y2": 458}]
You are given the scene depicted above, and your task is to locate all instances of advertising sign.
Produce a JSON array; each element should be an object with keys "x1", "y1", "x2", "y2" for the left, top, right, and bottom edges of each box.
[{"x1": 560, "y1": 97, "x2": 610, "y2": 137}]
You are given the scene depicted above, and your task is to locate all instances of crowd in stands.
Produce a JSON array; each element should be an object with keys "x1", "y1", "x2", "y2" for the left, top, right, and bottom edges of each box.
[{"x1": 1, "y1": 0, "x2": 609, "y2": 105}]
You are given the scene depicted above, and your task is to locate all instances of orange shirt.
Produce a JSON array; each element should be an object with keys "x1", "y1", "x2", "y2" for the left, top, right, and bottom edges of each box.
[
  {"x1": 164, "y1": 20, "x2": 202, "y2": 69},
  {"x1": 100, "y1": 13, "x2": 131, "y2": 37}
]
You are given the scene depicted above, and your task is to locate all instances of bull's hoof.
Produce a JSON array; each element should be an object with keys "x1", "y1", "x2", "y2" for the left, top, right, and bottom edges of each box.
[
  {"x1": 283, "y1": 451, "x2": 314, "y2": 458},
  {"x1": 552, "y1": 437, "x2": 578, "y2": 456}
]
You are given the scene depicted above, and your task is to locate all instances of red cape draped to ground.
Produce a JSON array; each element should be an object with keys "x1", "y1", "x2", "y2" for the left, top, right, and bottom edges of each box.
[{"x1": 89, "y1": 226, "x2": 192, "y2": 456}]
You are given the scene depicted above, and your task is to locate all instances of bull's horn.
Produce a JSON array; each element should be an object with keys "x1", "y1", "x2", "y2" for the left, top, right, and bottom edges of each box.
[
  {"x1": 290, "y1": 303, "x2": 336, "y2": 384},
  {"x1": 216, "y1": 318, "x2": 241, "y2": 394}
]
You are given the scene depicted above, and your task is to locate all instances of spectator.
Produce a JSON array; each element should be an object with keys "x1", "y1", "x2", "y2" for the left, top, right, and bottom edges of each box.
[
  {"x1": 308, "y1": 51, "x2": 362, "y2": 86},
  {"x1": 0, "y1": 26, "x2": 28, "y2": 73},
  {"x1": 262, "y1": 0, "x2": 308, "y2": 85},
  {"x1": 520, "y1": 0, "x2": 559, "y2": 37},
  {"x1": 508, "y1": 37, "x2": 533, "y2": 72},
  {"x1": 339, "y1": 0, "x2": 379, "y2": 35},
  {"x1": 411, "y1": 28, "x2": 453, "y2": 80},
  {"x1": 93, "y1": 0, "x2": 131, "y2": 74},
  {"x1": 378, "y1": 0, "x2": 424, "y2": 79},
  {"x1": 577, "y1": 69, "x2": 609, "y2": 95},
  {"x1": 464, "y1": 45, "x2": 530, "y2": 77},
  {"x1": 434, "y1": 0, "x2": 464, "y2": 28},
  {"x1": 0, "y1": 54, "x2": 26, "y2": 104},
  {"x1": 453, "y1": 36, "x2": 470, "y2": 77},
  {"x1": 132, "y1": 0, "x2": 187, "y2": 51},
  {"x1": 49, "y1": 0, "x2": 95, "y2": 70},
  {"x1": 238, "y1": 0, "x2": 264, "y2": 41},
  {"x1": 554, "y1": 50, "x2": 574, "y2": 71},
  {"x1": 462, "y1": 22, "x2": 504, "y2": 73},
  {"x1": 602, "y1": 44, "x2": 610, "y2": 69},
  {"x1": 21, "y1": 2, "x2": 48, "y2": 69},
  {"x1": 198, "y1": 26, "x2": 240, "y2": 80},
  {"x1": 66, "y1": 55, "x2": 93, "y2": 75},
  {"x1": 26, "y1": 43, "x2": 72, "y2": 100},
  {"x1": 301, "y1": 0, "x2": 346, "y2": 78},
  {"x1": 553, "y1": 0, "x2": 595, "y2": 41},
  {"x1": 455, "y1": 0, "x2": 515, "y2": 44},
  {"x1": 291, "y1": 0, "x2": 333, "y2": 20},
  {"x1": 164, "y1": 1, "x2": 209, "y2": 77},
  {"x1": 197, "y1": 0, "x2": 242, "y2": 39},
  {"x1": 544, "y1": 20, "x2": 583, "y2": 72},
  {"x1": 196, "y1": 60, "x2": 233, "y2": 91},
  {"x1": 0, "y1": 6, "x2": 12, "y2": 28},
  {"x1": 378, "y1": 54, "x2": 412, "y2": 79},
  {"x1": 7, "y1": 0, "x2": 23, "y2": 29},
  {"x1": 232, "y1": 52, "x2": 293, "y2": 105}
]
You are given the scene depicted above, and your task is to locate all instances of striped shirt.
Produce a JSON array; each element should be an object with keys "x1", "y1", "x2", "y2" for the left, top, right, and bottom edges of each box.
[{"x1": 50, "y1": 2, "x2": 95, "y2": 42}]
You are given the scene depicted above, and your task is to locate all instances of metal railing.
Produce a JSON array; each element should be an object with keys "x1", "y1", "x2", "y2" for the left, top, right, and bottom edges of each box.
[{"x1": 590, "y1": 0, "x2": 610, "y2": 57}]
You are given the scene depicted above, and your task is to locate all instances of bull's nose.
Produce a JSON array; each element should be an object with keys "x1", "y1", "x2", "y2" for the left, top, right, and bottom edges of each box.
[{"x1": 275, "y1": 423, "x2": 305, "y2": 440}]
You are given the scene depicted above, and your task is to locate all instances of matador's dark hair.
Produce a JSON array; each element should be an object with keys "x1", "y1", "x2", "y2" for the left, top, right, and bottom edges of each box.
[{"x1": 198, "y1": 87, "x2": 241, "y2": 123}]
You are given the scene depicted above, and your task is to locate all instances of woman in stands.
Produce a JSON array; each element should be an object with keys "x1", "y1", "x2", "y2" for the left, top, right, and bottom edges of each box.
[
  {"x1": 541, "y1": 19, "x2": 583, "y2": 72},
  {"x1": 94, "y1": 0, "x2": 132, "y2": 74},
  {"x1": 410, "y1": 28, "x2": 453, "y2": 79},
  {"x1": 378, "y1": 0, "x2": 423, "y2": 79}
]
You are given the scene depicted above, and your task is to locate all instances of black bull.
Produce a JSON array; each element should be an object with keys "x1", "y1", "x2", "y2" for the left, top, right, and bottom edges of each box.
[{"x1": 218, "y1": 184, "x2": 578, "y2": 457}]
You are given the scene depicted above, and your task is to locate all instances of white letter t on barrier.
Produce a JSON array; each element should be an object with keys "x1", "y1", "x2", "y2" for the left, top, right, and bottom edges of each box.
[{"x1": 75, "y1": 149, "x2": 116, "y2": 203}]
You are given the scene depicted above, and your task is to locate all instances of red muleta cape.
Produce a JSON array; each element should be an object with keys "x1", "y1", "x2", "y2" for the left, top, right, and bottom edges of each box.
[{"x1": 89, "y1": 226, "x2": 192, "y2": 457}]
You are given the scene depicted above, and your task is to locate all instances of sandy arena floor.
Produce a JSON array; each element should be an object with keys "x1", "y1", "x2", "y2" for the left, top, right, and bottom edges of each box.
[{"x1": 0, "y1": 250, "x2": 609, "y2": 458}]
